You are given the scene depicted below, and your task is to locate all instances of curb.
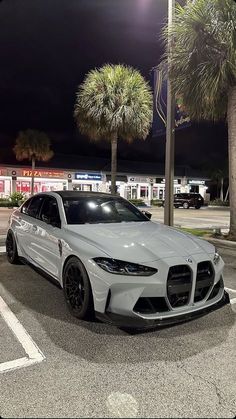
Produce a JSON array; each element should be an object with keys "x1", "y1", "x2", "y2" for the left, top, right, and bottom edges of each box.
[
  {"x1": 204, "y1": 237, "x2": 236, "y2": 249},
  {"x1": 0, "y1": 235, "x2": 6, "y2": 246}
]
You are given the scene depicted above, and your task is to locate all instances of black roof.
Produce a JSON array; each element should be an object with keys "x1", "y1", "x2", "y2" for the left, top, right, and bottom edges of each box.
[{"x1": 55, "y1": 191, "x2": 118, "y2": 199}]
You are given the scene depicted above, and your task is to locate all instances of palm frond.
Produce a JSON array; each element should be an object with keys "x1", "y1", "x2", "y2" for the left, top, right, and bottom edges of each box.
[
  {"x1": 74, "y1": 64, "x2": 153, "y2": 142},
  {"x1": 161, "y1": 0, "x2": 236, "y2": 121},
  {"x1": 13, "y1": 129, "x2": 54, "y2": 162}
]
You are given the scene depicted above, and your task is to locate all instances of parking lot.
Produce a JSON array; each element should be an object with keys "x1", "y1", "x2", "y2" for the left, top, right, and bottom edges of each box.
[
  {"x1": 0, "y1": 206, "x2": 231, "y2": 236},
  {"x1": 0, "y1": 244, "x2": 235, "y2": 418}
]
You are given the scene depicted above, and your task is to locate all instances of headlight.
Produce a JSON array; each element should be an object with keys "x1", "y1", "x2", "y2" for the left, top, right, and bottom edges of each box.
[
  {"x1": 93, "y1": 257, "x2": 158, "y2": 276},
  {"x1": 213, "y1": 252, "x2": 220, "y2": 264}
]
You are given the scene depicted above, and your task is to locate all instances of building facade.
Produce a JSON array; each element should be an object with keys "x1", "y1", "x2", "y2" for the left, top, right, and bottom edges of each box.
[{"x1": 0, "y1": 165, "x2": 209, "y2": 203}]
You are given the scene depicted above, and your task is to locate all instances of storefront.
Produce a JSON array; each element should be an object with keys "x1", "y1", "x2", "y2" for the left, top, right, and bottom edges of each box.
[
  {"x1": 187, "y1": 179, "x2": 207, "y2": 196},
  {"x1": 0, "y1": 166, "x2": 209, "y2": 202},
  {"x1": 0, "y1": 167, "x2": 68, "y2": 197},
  {"x1": 73, "y1": 172, "x2": 106, "y2": 193},
  {"x1": 0, "y1": 168, "x2": 11, "y2": 198},
  {"x1": 124, "y1": 176, "x2": 182, "y2": 203}
]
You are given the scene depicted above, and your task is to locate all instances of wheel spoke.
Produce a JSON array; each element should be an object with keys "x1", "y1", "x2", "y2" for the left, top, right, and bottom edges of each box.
[{"x1": 65, "y1": 263, "x2": 85, "y2": 311}]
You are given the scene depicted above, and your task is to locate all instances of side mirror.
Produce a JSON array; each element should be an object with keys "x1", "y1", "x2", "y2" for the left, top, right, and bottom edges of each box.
[{"x1": 142, "y1": 211, "x2": 152, "y2": 220}]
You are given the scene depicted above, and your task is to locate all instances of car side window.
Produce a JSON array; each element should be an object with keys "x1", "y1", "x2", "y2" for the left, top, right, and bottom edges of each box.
[
  {"x1": 21, "y1": 198, "x2": 32, "y2": 215},
  {"x1": 40, "y1": 197, "x2": 61, "y2": 228},
  {"x1": 27, "y1": 196, "x2": 44, "y2": 219}
]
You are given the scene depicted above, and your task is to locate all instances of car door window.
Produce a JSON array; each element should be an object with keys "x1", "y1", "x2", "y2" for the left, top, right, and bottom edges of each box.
[
  {"x1": 21, "y1": 198, "x2": 32, "y2": 215},
  {"x1": 40, "y1": 197, "x2": 61, "y2": 228},
  {"x1": 27, "y1": 196, "x2": 44, "y2": 218}
]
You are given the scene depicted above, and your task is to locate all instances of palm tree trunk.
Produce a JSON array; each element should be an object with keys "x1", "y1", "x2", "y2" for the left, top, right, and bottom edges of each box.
[
  {"x1": 111, "y1": 134, "x2": 118, "y2": 195},
  {"x1": 227, "y1": 87, "x2": 236, "y2": 239},
  {"x1": 31, "y1": 156, "x2": 36, "y2": 196},
  {"x1": 220, "y1": 177, "x2": 224, "y2": 202}
]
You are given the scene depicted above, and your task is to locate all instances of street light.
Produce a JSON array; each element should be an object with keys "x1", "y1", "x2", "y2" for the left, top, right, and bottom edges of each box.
[{"x1": 164, "y1": 0, "x2": 175, "y2": 226}]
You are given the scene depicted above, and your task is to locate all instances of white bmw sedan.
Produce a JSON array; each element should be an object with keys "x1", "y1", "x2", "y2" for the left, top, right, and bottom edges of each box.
[{"x1": 6, "y1": 191, "x2": 229, "y2": 328}]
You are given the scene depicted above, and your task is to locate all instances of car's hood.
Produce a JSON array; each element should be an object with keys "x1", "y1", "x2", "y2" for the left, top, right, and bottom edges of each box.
[{"x1": 65, "y1": 221, "x2": 215, "y2": 262}]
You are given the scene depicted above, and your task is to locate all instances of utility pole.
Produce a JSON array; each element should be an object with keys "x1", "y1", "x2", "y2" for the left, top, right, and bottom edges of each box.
[{"x1": 164, "y1": 0, "x2": 175, "y2": 226}]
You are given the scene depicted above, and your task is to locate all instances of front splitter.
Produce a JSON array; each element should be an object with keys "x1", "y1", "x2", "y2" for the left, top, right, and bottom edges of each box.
[{"x1": 95, "y1": 291, "x2": 230, "y2": 330}]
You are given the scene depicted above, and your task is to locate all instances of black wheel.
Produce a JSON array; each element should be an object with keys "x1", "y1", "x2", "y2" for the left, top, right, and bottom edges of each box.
[
  {"x1": 183, "y1": 202, "x2": 189, "y2": 209},
  {"x1": 63, "y1": 257, "x2": 94, "y2": 319},
  {"x1": 174, "y1": 204, "x2": 179, "y2": 209},
  {"x1": 6, "y1": 230, "x2": 20, "y2": 264},
  {"x1": 195, "y1": 205, "x2": 201, "y2": 209}
]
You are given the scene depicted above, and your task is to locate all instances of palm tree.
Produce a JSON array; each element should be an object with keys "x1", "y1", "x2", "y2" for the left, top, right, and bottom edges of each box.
[
  {"x1": 13, "y1": 129, "x2": 54, "y2": 195},
  {"x1": 162, "y1": 0, "x2": 236, "y2": 239},
  {"x1": 74, "y1": 64, "x2": 153, "y2": 194}
]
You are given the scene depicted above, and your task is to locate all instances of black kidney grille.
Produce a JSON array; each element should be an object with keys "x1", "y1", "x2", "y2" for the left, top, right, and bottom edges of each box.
[
  {"x1": 167, "y1": 265, "x2": 192, "y2": 308},
  {"x1": 194, "y1": 261, "x2": 214, "y2": 302}
]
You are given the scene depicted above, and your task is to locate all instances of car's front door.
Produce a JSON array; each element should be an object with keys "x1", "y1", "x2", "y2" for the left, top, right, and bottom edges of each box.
[
  {"x1": 31, "y1": 196, "x2": 62, "y2": 278},
  {"x1": 16, "y1": 195, "x2": 45, "y2": 258}
]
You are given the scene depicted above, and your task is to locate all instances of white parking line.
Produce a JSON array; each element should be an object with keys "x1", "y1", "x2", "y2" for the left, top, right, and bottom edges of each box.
[
  {"x1": 0, "y1": 295, "x2": 45, "y2": 373},
  {"x1": 0, "y1": 246, "x2": 6, "y2": 254},
  {"x1": 225, "y1": 287, "x2": 236, "y2": 294}
]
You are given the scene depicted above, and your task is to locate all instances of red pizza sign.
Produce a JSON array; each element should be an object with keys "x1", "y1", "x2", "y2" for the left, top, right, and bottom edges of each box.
[{"x1": 22, "y1": 170, "x2": 64, "y2": 178}]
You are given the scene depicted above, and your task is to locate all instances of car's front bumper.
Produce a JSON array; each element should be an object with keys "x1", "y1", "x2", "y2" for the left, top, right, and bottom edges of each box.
[{"x1": 95, "y1": 290, "x2": 230, "y2": 329}]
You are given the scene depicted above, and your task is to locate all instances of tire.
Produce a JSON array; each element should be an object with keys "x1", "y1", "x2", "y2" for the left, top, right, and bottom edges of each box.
[
  {"x1": 183, "y1": 202, "x2": 189, "y2": 209},
  {"x1": 195, "y1": 205, "x2": 201, "y2": 209},
  {"x1": 174, "y1": 204, "x2": 179, "y2": 209},
  {"x1": 6, "y1": 230, "x2": 20, "y2": 264},
  {"x1": 63, "y1": 256, "x2": 94, "y2": 320}
]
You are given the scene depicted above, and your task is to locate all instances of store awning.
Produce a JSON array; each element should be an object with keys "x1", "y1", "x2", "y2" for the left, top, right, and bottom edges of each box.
[{"x1": 106, "y1": 175, "x2": 127, "y2": 182}]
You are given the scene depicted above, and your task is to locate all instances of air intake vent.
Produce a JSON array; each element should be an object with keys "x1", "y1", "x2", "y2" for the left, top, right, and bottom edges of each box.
[
  {"x1": 207, "y1": 277, "x2": 223, "y2": 301},
  {"x1": 133, "y1": 297, "x2": 169, "y2": 314}
]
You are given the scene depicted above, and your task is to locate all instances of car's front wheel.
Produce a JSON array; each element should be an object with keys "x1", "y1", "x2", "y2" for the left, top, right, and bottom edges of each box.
[
  {"x1": 63, "y1": 257, "x2": 94, "y2": 320},
  {"x1": 6, "y1": 230, "x2": 20, "y2": 264},
  {"x1": 183, "y1": 202, "x2": 189, "y2": 209}
]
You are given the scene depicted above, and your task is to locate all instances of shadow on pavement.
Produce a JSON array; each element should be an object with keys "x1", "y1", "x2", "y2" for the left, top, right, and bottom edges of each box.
[{"x1": 0, "y1": 255, "x2": 235, "y2": 365}]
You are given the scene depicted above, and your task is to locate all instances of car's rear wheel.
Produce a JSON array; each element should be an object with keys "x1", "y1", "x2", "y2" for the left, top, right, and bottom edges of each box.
[
  {"x1": 63, "y1": 257, "x2": 94, "y2": 319},
  {"x1": 183, "y1": 202, "x2": 189, "y2": 209},
  {"x1": 6, "y1": 230, "x2": 20, "y2": 264}
]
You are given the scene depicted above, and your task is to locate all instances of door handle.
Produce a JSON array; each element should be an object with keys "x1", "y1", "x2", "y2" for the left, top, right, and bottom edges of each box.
[{"x1": 32, "y1": 225, "x2": 37, "y2": 232}]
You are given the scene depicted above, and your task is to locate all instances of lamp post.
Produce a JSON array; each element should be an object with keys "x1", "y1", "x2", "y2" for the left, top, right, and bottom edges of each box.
[{"x1": 164, "y1": 0, "x2": 175, "y2": 226}]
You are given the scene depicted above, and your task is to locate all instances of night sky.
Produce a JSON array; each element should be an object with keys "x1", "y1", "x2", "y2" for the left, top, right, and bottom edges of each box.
[{"x1": 0, "y1": 0, "x2": 227, "y2": 169}]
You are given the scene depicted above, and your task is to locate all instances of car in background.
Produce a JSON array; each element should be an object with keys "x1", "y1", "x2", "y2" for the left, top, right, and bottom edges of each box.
[
  {"x1": 6, "y1": 191, "x2": 228, "y2": 329},
  {"x1": 162, "y1": 193, "x2": 204, "y2": 209}
]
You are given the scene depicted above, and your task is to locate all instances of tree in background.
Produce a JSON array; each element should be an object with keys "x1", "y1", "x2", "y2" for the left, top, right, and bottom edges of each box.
[
  {"x1": 13, "y1": 129, "x2": 53, "y2": 195},
  {"x1": 74, "y1": 64, "x2": 153, "y2": 194},
  {"x1": 202, "y1": 158, "x2": 228, "y2": 202},
  {"x1": 162, "y1": 0, "x2": 236, "y2": 238}
]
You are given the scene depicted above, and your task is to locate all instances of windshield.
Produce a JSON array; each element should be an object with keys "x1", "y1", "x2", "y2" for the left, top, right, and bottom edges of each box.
[{"x1": 63, "y1": 196, "x2": 150, "y2": 224}]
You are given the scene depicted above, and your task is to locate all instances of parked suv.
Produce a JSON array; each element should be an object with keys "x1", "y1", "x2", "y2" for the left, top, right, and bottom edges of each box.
[{"x1": 173, "y1": 193, "x2": 204, "y2": 209}]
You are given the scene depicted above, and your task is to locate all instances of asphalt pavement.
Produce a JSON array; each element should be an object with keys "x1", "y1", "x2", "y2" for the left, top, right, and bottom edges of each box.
[{"x1": 0, "y1": 245, "x2": 235, "y2": 418}]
